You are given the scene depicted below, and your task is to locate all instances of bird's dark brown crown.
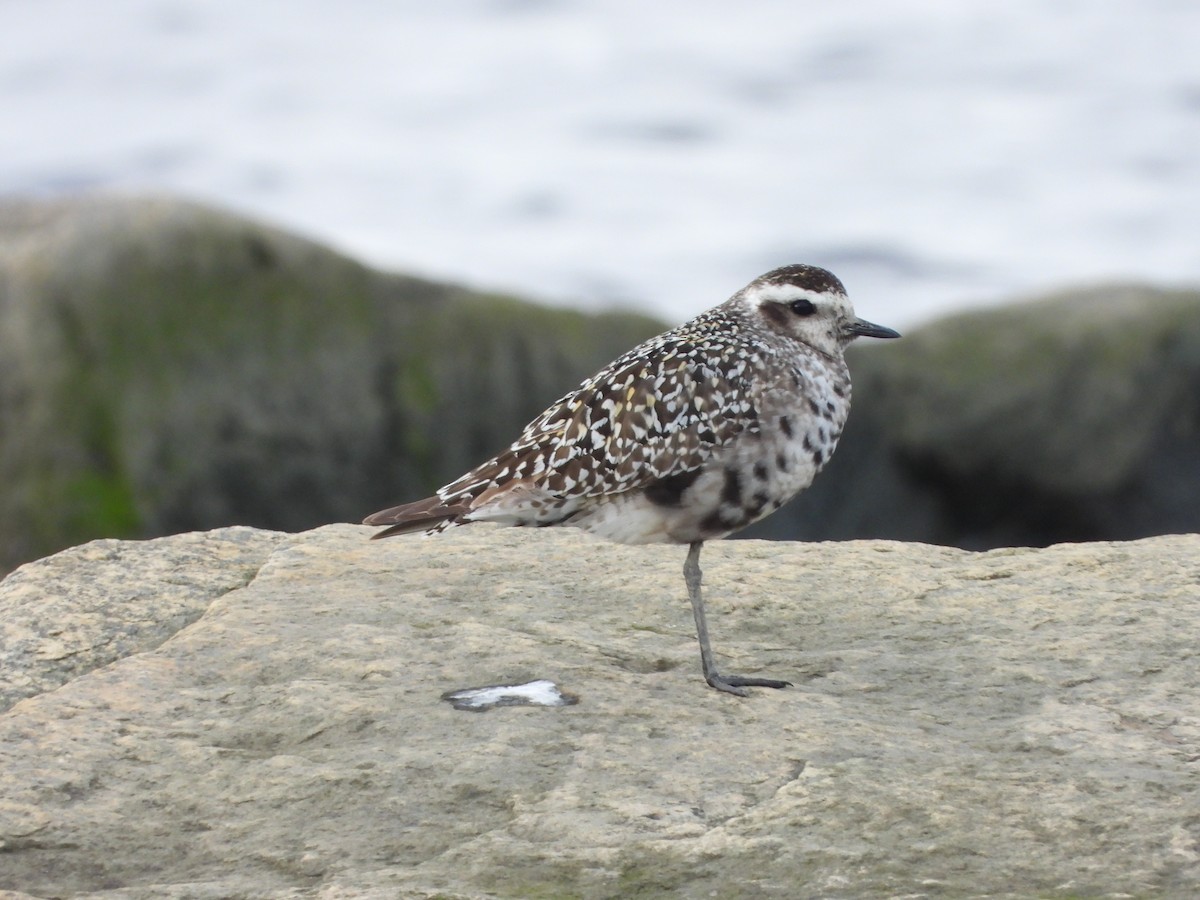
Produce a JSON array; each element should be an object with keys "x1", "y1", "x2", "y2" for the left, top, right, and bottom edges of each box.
[{"x1": 754, "y1": 264, "x2": 847, "y2": 297}]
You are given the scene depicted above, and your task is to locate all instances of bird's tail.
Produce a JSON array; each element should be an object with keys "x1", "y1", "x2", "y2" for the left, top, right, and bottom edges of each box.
[{"x1": 362, "y1": 495, "x2": 471, "y2": 539}]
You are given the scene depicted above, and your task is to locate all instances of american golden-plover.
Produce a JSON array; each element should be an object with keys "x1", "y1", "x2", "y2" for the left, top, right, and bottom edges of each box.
[{"x1": 365, "y1": 264, "x2": 900, "y2": 695}]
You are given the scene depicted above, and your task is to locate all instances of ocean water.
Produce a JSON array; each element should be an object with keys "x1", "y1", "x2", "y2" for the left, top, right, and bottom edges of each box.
[{"x1": 3, "y1": 0, "x2": 1199, "y2": 327}]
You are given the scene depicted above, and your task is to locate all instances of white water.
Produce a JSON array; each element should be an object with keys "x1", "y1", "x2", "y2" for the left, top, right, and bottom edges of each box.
[{"x1": 3, "y1": 0, "x2": 1199, "y2": 327}]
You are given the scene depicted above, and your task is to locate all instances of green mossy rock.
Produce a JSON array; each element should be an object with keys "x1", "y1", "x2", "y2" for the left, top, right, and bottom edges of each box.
[
  {"x1": 3, "y1": 195, "x2": 1198, "y2": 569},
  {"x1": 753, "y1": 283, "x2": 1200, "y2": 547},
  {"x1": 0, "y1": 196, "x2": 663, "y2": 571}
]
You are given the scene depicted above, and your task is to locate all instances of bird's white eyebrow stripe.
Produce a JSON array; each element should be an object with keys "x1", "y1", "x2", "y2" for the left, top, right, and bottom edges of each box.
[{"x1": 743, "y1": 283, "x2": 835, "y2": 304}]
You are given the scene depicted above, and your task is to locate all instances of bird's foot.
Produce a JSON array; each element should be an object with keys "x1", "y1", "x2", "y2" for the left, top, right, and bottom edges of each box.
[{"x1": 705, "y1": 673, "x2": 792, "y2": 697}]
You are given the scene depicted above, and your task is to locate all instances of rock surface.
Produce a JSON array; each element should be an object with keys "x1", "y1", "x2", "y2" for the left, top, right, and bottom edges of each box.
[{"x1": 1, "y1": 525, "x2": 1197, "y2": 898}]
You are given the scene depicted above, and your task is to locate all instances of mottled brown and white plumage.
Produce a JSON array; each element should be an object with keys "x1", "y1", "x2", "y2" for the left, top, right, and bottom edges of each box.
[{"x1": 365, "y1": 264, "x2": 899, "y2": 695}]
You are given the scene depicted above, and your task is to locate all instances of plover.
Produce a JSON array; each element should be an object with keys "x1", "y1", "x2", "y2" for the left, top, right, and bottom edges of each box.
[{"x1": 365, "y1": 264, "x2": 899, "y2": 695}]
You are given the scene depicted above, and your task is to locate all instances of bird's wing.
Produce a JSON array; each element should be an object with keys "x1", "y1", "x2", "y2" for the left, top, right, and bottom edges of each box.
[{"x1": 438, "y1": 331, "x2": 762, "y2": 508}]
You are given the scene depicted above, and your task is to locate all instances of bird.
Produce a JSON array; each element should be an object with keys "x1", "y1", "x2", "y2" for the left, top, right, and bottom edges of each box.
[{"x1": 364, "y1": 264, "x2": 900, "y2": 696}]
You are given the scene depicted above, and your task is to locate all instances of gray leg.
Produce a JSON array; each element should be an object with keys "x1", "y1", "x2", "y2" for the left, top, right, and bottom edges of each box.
[{"x1": 684, "y1": 541, "x2": 791, "y2": 696}]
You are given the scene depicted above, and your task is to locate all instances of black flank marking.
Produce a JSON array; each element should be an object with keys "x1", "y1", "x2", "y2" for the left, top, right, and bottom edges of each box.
[
  {"x1": 700, "y1": 510, "x2": 744, "y2": 535},
  {"x1": 776, "y1": 451, "x2": 789, "y2": 472},
  {"x1": 807, "y1": 397, "x2": 821, "y2": 416},
  {"x1": 753, "y1": 461, "x2": 768, "y2": 481},
  {"x1": 644, "y1": 469, "x2": 702, "y2": 507},
  {"x1": 813, "y1": 448, "x2": 825, "y2": 466},
  {"x1": 721, "y1": 468, "x2": 742, "y2": 506},
  {"x1": 749, "y1": 491, "x2": 769, "y2": 516},
  {"x1": 802, "y1": 435, "x2": 813, "y2": 452},
  {"x1": 779, "y1": 416, "x2": 793, "y2": 438},
  {"x1": 832, "y1": 383, "x2": 846, "y2": 398}
]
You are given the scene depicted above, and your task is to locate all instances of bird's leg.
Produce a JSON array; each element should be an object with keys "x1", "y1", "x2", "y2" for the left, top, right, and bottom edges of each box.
[{"x1": 684, "y1": 541, "x2": 791, "y2": 696}]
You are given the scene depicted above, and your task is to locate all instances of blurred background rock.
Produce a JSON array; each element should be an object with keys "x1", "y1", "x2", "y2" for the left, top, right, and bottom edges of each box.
[
  {"x1": 2, "y1": 195, "x2": 1197, "y2": 573},
  {"x1": 0, "y1": 196, "x2": 661, "y2": 571}
]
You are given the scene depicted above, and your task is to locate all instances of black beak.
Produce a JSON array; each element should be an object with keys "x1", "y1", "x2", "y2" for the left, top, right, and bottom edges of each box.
[{"x1": 845, "y1": 317, "x2": 901, "y2": 340}]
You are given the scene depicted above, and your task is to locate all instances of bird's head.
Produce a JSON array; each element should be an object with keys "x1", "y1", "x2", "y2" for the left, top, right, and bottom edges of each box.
[{"x1": 739, "y1": 264, "x2": 900, "y2": 355}]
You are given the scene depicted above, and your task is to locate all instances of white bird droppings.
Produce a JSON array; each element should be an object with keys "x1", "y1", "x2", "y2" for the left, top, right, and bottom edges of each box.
[{"x1": 442, "y1": 679, "x2": 579, "y2": 711}]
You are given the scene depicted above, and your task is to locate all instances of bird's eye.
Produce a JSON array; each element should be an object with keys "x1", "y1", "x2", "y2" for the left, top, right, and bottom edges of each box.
[{"x1": 789, "y1": 298, "x2": 816, "y2": 317}]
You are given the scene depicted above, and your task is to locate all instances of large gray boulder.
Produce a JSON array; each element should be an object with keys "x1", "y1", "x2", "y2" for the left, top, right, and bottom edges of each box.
[
  {"x1": 0, "y1": 195, "x2": 663, "y2": 572},
  {"x1": 1, "y1": 525, "x2": 1197, "y2": 897}
]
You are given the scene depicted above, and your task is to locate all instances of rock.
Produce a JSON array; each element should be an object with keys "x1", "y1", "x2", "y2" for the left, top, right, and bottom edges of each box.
[
  {"x1": 0, "y1": 527, "x2": 287, "y2": 712},
  {"x1": 750, "y1": 283, "x2": 1200, "y2": 548},
  {"x1": 4, "y1": 194, "x2": 1200, "y2": 568},
  {"x1": 1, "y1": 525, "x2": 1197, "y2": 897},
  {"x1": 0, "y1": 195, "x2": 664, "y2": 573}
]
